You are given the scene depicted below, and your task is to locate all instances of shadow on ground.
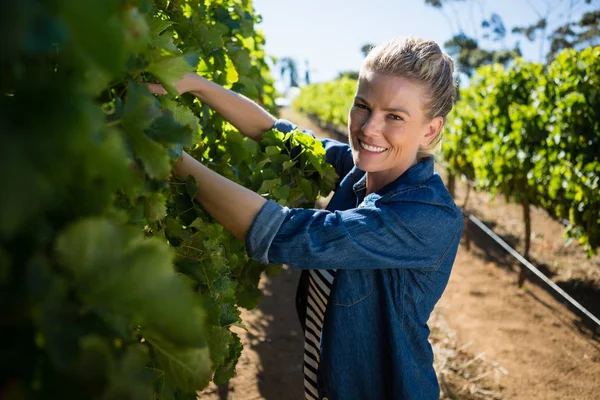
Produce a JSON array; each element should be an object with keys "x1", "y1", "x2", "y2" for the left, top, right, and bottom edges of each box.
[
  {"x1": 218, "y1": 266, "x2": 304, "y2": 400},
  {"x1": 464, "y1": 214, "x2": 600, "y2": 338}
]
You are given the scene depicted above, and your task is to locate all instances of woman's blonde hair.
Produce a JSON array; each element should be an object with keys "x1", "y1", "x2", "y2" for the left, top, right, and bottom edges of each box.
[{"x1": 361, "y1": 37, "x2": 457, "y2": 159}]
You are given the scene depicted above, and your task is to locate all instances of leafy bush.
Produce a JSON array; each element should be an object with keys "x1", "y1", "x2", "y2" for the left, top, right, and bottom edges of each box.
[
  {"x1": 0, "y1": 1, "x2": 336, "y2": 399},
  {"x1": 293, "y1": 76, "x2": 356, "y2": 129}
]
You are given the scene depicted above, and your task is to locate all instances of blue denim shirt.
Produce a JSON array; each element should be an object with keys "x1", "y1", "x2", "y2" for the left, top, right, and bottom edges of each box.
[{"x1": 246, "y1": 120, "x2": 464, "y2": 400}]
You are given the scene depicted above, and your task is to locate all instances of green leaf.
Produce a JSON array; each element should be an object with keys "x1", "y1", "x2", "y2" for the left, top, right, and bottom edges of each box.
[
  {"x1": 165, "y1": 217, "x2": 192, "y2": 246},
  {"x1": 102, "y1": 344, "x2": 153, "y2": 400},
  {"x1": 265, "y1": 145, "x2": 280, "y2": 157},
  {"x1": 272, "y1": 185, "x2": 290, "y2": 200},
  {"x1": 150, "y1": 17, "x2": 172, "y2": 36},
  {"x1": 219, "y1": 303, "x2": 241, "y2": 327},
  {"x1": 258, "y1": 178, "x2": 281, "y2": 193},
  {"x1": 59, "y1": 0, "x2": 125, "y2": 76},
  {"x1": 55, "y1": 218, "x2": 206, "y2": 346},
  {"x1": 225, "y1": 55, "x2": 239, "y2": 84},
  {"x1": 150, "y1": 17, "x2": 177, "y2": 52},
  {"x1": 144, "y1": 192, "x2": 167, "y2": 221},
  {"x1": 236, "y1": 76, "x2": 259, "y2": 98},
  {"x1": 173, "y1": 193, "x2": 197, "y2": 226},
  {"x1": 212, "y1": 334, "x2": 242, "y2": 385},
  {"x1": 282, "y1": 160, "x2": 296, "y2": 171},
  {"x1": 147, "y1": 56, "x2": 195, "y2": 94},
  {"x1": 127, "y1": 128, "x2": 171, "y2": 179},
  {"x1": 196, "y1": 23, "x2": 227, "y2": 52},
  {"x1": 145, "y1": 110, "x2": 194, "y2": 146},
  {"x1": 147, "y1": 335, "x2": 212, "y2": 392},
  {"x1": 123, "y1": 81, "x2": 161, "y2": 133},
  {"x1": 204, "y1": 325, "x2": 232, "y2": 368},
  {"x1": 235, "y1": 284, "x2": 261, "y2": 310},
  {"x1": 298, "y1": 178, "x2": 313, "y2": 199},
  {"x1": 185, "y1": 176, "x2": 198, "y2": 199}
]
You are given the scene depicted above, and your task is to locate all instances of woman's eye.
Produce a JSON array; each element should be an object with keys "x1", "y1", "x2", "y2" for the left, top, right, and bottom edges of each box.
[
  {"x1": 354, "y1": 103, "x2": 368, "y2": 110},
  {"x1": 388, "y1": 114, "x2": 403, "y2": 121}
]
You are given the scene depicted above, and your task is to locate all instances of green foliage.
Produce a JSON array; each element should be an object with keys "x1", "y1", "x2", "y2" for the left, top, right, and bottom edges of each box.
[
  {"x1": 337, "y1": 70, "x2": 360, "y2": 80},
  {"x1": 0, "y1": 0, "x2": 336, "y2": 399},
  {"x1": 444, "y1": 47, "x2": 600, "y2": 254},
  {"x1": 293, "y1": 76, "x2": 357, "y2": 129},
  {"x1": 443, "y1": 33, "x2": 522, "y2": 77}
]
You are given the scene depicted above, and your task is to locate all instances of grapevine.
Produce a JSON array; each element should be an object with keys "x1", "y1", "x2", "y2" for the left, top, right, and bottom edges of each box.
[{"x1": 0, "y1": 1, "x2": 336, "y2": 399}]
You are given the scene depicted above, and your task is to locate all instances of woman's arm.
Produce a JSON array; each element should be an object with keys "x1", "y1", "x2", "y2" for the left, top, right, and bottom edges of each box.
[
  {"x1": 175, "y1": 152, "x2": 266, "y2": 242},
  {"x1": 147, "y1": 73, "x2": 276, "y2": 235},
  {"x1": 148, "y1": 73, "x2": 276, "y2": 141},
  {"x1": 248, "y1": 197, "x2": 465, "y2": 270}
]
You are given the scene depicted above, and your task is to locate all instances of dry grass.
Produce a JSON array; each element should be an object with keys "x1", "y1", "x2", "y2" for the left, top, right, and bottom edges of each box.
[{"x1": 430, "y1": 310, "x2": 506, "y2": 400}]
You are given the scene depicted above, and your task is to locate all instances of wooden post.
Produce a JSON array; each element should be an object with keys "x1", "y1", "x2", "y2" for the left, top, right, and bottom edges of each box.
[
  {"x1": 464, "y1": 214, "x2": 471, "y2": 251},
  {"x1": 218, "y1": 384, "x2": 229, "y2": 400},
  {"x1": 518, "y1": 202, "x2": 531, "y2": 287},
  {"x1": 462, "y1": 183, "x2": 472, "y2": 210},
  {"x1": 447, "y1": 172, "x2": 456, "y2": 198}
]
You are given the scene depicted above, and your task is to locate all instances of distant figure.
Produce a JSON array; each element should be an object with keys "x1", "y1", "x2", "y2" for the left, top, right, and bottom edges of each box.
[{"x1": 305, "y1": 59, "x2": 310, "y2": 85}]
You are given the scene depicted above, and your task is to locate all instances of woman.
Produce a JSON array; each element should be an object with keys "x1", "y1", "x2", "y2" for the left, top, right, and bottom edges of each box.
[{"x1": 150, "y1": 36, "x2": 464, "y2": 400}]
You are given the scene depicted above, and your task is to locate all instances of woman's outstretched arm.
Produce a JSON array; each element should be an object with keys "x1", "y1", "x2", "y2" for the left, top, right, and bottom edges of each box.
[
  {"x1": 147, "y1": 72, "x2": 276, "y2": 141},
  {"x1": 174, "y1": 152, "x2": 266, "y2": 242},
  {"x1": 148, "y1": 73, "x2": 277, "y2": 240}
]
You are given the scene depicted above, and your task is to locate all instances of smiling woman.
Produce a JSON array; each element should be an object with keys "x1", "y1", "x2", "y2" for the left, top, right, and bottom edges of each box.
[
  {"x1": 349, "y1": 37, "x2": 455, "y2": 194},
  {"x1": 150, "y1": 36, "x2": 463, "y2": 400},
  {"x1": 350, "y1": 72, "x2": 440, "y2": 193}
]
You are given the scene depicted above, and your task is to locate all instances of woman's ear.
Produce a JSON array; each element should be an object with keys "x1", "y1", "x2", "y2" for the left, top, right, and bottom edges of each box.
[{"x1": 420, "y1": 116, "x2": 444, "y2": 146}]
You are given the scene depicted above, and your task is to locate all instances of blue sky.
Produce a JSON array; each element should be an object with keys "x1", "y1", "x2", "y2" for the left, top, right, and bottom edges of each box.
[{"x1": 252, "y1": 0, "x2": 597, "y2": 88}]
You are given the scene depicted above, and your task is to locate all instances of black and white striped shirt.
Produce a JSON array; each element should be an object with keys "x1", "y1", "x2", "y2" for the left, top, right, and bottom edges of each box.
[{"x1": 303, "y1": 268, "x2": 336, "y2": 400}]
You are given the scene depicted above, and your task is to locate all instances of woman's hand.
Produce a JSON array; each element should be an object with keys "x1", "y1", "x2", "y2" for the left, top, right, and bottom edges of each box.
[
  {"x1": 146, "y1": 72, "x2": 203, "y2": 96},
  {"x1": 146, "y1": 72, "x2": 275, "y2": 141},
  {"x1": 146, "y1": 82, "x2": 168, "y2": 96}
]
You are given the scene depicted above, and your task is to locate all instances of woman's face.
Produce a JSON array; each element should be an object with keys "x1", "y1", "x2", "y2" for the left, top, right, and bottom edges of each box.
[{"x1": 347, "y1": 70, "x2": 442, "y2": 179}]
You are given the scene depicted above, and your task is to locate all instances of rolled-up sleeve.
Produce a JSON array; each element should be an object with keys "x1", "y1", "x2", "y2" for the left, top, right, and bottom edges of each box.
[
  {"x1": 246, "y1": 197, "x2": 464, "y2": 270},
  {"x1": 245, "y1": 200, "x2": 289, "y2": 264}
]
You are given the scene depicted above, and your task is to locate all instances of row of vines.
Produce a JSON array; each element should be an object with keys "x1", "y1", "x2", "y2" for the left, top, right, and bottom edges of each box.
[
  {"x1": 1, "y1": 0, "x2": 336, "y2": 399},
  {"x1": 294, "y1": 47, "x2": 600, "y2": 256}
]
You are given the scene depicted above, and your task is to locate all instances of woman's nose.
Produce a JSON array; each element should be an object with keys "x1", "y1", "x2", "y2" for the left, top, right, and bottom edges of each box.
[{"x1": 361, "y1": 114, "x2": 383, "y2": 137}]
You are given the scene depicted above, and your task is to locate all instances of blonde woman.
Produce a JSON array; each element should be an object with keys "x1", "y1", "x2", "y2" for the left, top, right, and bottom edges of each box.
[{"x1": 150, "y1": 36, "x2": 463, "y2": 400}]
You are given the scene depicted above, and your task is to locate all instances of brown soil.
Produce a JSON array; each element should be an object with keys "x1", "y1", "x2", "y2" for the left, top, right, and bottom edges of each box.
[
  {"x1": 199, "y1": 108, "x2": 600, "y2": 400},
  {"x1": 441, "y1": 167, "x2": 600, "y2": 318}
]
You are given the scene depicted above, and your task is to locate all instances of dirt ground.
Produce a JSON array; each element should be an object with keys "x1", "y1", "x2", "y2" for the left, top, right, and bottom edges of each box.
[{"x1": 199, "y1": 109, "x2": 600, "y2": 400}]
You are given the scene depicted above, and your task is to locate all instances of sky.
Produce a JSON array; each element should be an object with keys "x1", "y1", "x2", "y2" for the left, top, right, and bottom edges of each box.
[{"x1": 252, "y1": 0, "x2": 597, "y2": 89}]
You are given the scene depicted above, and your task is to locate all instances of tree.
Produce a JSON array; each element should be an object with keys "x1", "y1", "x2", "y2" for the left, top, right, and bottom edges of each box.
[
  {"x1": 444, "y1": 33, "x2": 521, "y2": 77},
  {"x1": 337, "y1": 70, "x2": 359, "y2": 80},
  {"x1": 426, "y1": 0, "x2": 600, "y2": 66},
  {"x1": 279, "y1": 57, "x2": 299, "y2": 88},
  {"x1": 361, "y1": 43, "x2": 375, "y2": 57},
  {"x1": 526, "y1": 9, "x2": 600, "y2": 61}
]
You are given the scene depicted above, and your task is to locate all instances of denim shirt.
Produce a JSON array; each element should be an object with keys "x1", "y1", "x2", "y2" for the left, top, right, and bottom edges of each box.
[{"x1": 246, "y1": 120, "x2": 464, "y2": 400}]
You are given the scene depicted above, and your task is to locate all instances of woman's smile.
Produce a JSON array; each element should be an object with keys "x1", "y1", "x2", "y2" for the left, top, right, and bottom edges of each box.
[{"x1": 358, "y1": 139, "x2": 389, "y2": 153}]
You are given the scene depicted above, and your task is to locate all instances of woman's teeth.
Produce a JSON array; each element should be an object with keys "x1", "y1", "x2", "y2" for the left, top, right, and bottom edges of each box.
[{"x1": 359, "y1": 140, "x2": 388, "y2": 153}]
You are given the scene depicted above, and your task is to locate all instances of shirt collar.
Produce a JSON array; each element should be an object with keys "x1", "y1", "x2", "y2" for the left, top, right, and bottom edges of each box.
[{"x1": 352, "y1": 156, "x2": 435, "y2": 197}]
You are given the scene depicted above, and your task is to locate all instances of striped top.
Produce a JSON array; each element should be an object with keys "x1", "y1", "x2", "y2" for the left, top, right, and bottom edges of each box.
[{"x1": 303, "y1": 268, "x2": 336, "y2": 400}]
